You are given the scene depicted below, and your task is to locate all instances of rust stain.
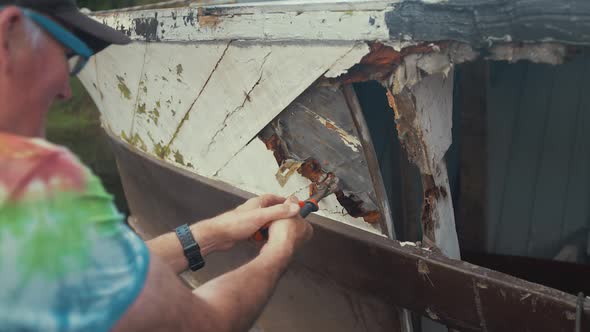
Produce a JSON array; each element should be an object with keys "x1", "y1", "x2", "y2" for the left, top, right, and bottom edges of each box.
[
  {"x1": 362, "y1": 211, "x2": 381, "y2": 224},
  {"x1": 334, "y1": 42, "x2": 441, "y2": 84},
  {"x1": 324, "y1": 121, "x2": 338, "y2": 130},
  {"x1": 390, "y1": 88, "x2": 430, "y2": 173},
  {"x1": 335, "y1": 190, "x2": 381, "y2": 223},
  {"x1": 260, "y1": 134, "x2": 289, "y2": 167},
  {"x1": 260, "y1": 133, "x2": 381, "y2": 224},
  {"x1": 197, "y1": 7, "x2": 221, "y2": 28},
  {"x1": 298, "y1": 159, "x2": 325, "y2": 183},
  {"x1": 386, "y1": 89, "x2": 396, "y2": 114},
  {"x1": 421, "y1": 175, "x2": 438, "y2": 245}
]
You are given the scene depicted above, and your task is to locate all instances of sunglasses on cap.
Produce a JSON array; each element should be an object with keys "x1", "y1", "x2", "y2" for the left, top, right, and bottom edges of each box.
[{"x1": 1, "y1": 6, "x2": 93, "y2": 76}]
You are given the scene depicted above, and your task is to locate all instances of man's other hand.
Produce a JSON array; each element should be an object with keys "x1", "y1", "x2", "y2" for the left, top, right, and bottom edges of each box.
[
  {"x1": 261, "y1": 196, "x2": 313, "y2": 264},
  {"x1": 201, "y1": 194, "x2": 302, "y2": 252}
]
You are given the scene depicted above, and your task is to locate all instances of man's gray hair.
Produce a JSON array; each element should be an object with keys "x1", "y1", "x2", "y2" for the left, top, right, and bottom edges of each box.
[{"x1": 22, "y1": 16, "x2": 44, "y2": 48}]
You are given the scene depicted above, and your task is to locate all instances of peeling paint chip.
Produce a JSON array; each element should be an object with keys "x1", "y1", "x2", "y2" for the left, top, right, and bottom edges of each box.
[{"x1": 275, "y1": 159, "x2": 303, "y2": 187}]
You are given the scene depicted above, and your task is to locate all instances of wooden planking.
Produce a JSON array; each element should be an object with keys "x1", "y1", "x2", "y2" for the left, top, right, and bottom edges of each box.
[
  {"x1": 492, "y1": 63, "x2": 556, "y2": 256},
  {"x1": 486, "y1": 62, "x2": 528, "y2": 253},
  {"x1": 93, "y1": 43, "x2": 147, "y2": 140},
  {"x1": 527, "y1": 58, "x2": 586, "y2": 257},
  {"x1": 215, "y1": 138, "x2": 383, "y2": 234},
  {"x1": 131, "y1": 41, "x2": 230, "y2": 157},
  {"x1": 455, "y1": 60, "x2": 487, "y2": 253},
  {"x1": 168, "y1": 41, "x2": 360, "y2": 177},
  {"x1": 487, "y1": 56, "x2": 590, "y2": 259},
  {"x1": 561, "y1": 59, "x2": 590, "y2": 243}
]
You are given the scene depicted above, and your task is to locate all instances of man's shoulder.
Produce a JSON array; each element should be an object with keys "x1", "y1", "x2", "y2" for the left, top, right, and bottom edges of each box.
[{"x1": 0, "y1": 132, "x2": 88, "y2": 203}]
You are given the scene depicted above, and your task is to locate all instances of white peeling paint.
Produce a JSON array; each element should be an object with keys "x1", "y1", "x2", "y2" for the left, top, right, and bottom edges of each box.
[
  {"x1": 131, "y1": 41, "x2": 230, "y2": 156},
  {"x1": 403, "y1": 71, "x2": 460, "y2": 259},
  {"x1": 92, "y1": 43, "x2": 147, "y2": 141},
  {"x1": 307, "y1": 110, "x2": 362, "y2": 153},
  {"x1": 324, "y1": 42, "x2": 370, "y2": 78},
  {"x1": 168, "y1": 41, "x2": 359, "y2": 177}
]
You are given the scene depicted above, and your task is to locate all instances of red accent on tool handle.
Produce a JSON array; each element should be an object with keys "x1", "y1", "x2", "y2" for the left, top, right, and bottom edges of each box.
[{"x1": 254, "y1": 199, "x2": 321, "y2": 242}]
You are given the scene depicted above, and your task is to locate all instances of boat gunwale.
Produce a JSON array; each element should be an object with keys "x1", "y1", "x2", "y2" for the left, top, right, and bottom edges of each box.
[
  {"x1": 90, "y1": 0, "x2": 394, "y2": 16},
  {"x1": 109, "y1": 126, "x2": 590, "y2": 332}
]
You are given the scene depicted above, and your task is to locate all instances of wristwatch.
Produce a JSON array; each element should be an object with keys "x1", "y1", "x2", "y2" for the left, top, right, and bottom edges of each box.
[{"x1": 175, "y1": 223, "x2": 205, "y2": 271}]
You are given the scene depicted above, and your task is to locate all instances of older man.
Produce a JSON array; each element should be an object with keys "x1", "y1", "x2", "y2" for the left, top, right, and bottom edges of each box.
[{"x1": 0, "y1": 1, "x2": 313, "y2": 331}]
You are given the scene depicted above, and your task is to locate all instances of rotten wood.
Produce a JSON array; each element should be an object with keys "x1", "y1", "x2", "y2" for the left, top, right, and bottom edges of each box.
[
  {"x1": 388, "y1": 66, "x2": 460, "y2": 258},
  {"x1": 110, "y1": 133, "x2": 590, "y2": 332},
  {"x1": 257, "y1": 84, "x2": 385, "y2": 229},
  {"x1": 334, "y1": 42, "x2": 441, "y2": 84}
]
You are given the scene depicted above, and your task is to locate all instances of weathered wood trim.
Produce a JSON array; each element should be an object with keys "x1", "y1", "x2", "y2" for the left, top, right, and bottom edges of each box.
[
  {"x1": 388, "y1": 56, "x2": 460, "y2": 258},
  {"x1": 385, "y1": 0, "x2": 590, "y2": 47},
  {"x1": 109, "y1": 130, "x2": 590, "y2": 332},
  {"x1": 93, "y1": 0, "x2": 590, "y2": 46}
]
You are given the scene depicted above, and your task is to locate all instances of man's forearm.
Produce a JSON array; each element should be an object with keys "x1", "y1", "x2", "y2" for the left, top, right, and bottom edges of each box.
[
  {"x1": 146, "y1": 221, "x2": 218, "y2": 274},
  {"x1": 190, "y1": 243, "x2": 292, "y2": 332}
]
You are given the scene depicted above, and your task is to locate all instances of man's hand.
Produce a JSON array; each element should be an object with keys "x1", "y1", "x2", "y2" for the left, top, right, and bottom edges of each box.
[
  {"x1": 198, "y1": 194, "x2": 301, "y2": 252},
  {"x1": 261, "y1": 196, "x2": 313, "y2": 265}
]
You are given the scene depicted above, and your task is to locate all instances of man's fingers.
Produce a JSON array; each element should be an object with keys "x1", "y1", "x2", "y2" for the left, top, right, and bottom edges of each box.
[
  {"x1": 258, "y1": 194, "x2": 287, "y2": 208},
  {"x1": 236, "y1": 194, "x2": 286, "y2": 211},
  {"x1": 238, "y1": 202, "x2": 300, "y2": 228}
]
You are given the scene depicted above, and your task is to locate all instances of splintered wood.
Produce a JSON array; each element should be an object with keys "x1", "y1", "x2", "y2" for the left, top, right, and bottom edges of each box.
[{"x1": 387, "y1": 55, "x2": 460, "y2": 259}]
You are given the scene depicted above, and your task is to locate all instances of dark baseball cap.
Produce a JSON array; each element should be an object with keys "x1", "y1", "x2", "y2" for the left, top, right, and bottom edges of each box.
[{"x1": 0, "y1": 0, "x2": 130, "y2": 52}]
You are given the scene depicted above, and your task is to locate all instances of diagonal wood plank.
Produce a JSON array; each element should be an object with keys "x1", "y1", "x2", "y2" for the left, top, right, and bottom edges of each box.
[
  {"x1": 168, "y1": 41, "x2": 361, "y2": 177},
  {"x1": 131, "y1": 41, "x2": 231, "y2": 160}
]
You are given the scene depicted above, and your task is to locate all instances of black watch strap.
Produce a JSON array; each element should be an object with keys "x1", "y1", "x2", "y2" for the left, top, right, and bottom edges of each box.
[{"x1": 175, "y1": 223, "x2": 205, "y2": 271}]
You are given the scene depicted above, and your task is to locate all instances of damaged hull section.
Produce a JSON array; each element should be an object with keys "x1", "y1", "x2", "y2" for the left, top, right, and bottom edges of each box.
[
  {"x1": 76, "y1": 0, "x2": 590, "y2": 331},
  {"x1": 112, "y1": 136, "x2": 590, "y2": 332}
]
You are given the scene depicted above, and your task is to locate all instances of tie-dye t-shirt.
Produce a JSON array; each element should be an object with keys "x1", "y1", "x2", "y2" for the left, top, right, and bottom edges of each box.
[{"x1": 0, "y1": 132, "x2": 149, "y2": 332}]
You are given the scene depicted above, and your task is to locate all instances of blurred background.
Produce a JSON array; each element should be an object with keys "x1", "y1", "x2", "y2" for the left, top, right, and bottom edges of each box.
[{"x1": 47, "y1": 0, "x2": 161, "y2": 213}]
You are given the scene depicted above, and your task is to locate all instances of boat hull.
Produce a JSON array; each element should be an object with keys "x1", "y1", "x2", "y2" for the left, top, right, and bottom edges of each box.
[{"x1": 109, "y1": 131, "x2": 404, "y2": 332}]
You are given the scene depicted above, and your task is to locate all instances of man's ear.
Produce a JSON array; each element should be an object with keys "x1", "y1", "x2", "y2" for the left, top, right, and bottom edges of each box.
[{"x1": 0, "y1": 6, "x2": 25, "y2": 73}]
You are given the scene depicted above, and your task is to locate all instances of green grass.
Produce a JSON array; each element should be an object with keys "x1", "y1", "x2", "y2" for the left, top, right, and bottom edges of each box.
[{"x1": 46, "y1": 78, "x2": 129, "y2": 214}]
